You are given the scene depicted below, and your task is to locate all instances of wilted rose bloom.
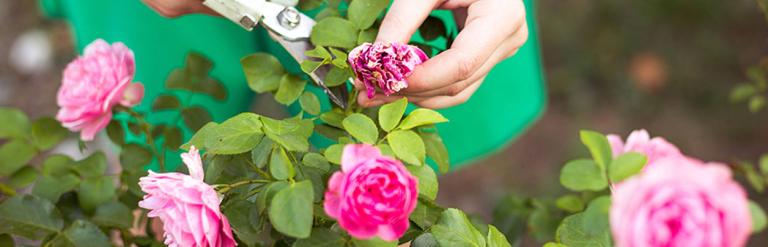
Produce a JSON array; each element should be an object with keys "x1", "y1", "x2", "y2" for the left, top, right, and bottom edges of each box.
[
  {"x1": 56, "y1": 39, "x2": 144, "y2": 141},
  {"x1": 348, "y1": 42, "x2": 428, "y2": 98},
  {"x1": 607, "y1": 129, "x2": 683, "y2": 168},
  {"x1": 324, "y1": 144, "x2": 419, "y2": 241},
  {"x1": 139, "y1": 146, "x2": 236, "y2": 247},
  {"x1": 610, "y1": 158, "x2": 751, "y2": 247}
]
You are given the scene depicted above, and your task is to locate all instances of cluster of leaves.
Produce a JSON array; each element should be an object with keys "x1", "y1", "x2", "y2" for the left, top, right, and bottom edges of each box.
[
  {"x1": 0, "y1": 108, "x2": 134, "y2": 246},
  {"x1": 731, "y1": 62, "x2": 768, "y2": 113}
]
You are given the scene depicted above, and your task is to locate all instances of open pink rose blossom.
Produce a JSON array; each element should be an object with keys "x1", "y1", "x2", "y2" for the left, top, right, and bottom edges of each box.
[
  {"x1": 607, "y1": 129, "x2": 683, "y2": 169},
  {"x1": 324, "y1": 144, "x2": 419, "y2": 241},
  {"x1": 139, "y1": 146, "x2": 236, "y2": 247},
  {"x1": 56, "y1": 39, "x2": 144, "y2": 141},
  {"x1": 610, "y1": 157, "x2": 751, "y2": 247},
  {"x1": 348, "y1": 42, "x2": 428, "y2": 98}
]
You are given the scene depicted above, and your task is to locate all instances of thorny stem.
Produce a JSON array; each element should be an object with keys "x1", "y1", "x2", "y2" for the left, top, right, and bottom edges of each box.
[{"x1": 218, "y1": 179, "x2": 271, "y2": 194}]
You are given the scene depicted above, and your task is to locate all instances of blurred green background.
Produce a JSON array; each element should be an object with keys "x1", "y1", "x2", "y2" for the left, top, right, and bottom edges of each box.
[{"x1": 1, "y1": 0, "x2": 767, "y2": 246}]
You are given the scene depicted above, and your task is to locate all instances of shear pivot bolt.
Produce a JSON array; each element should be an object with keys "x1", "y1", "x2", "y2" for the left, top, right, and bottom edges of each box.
[{"x1": 278, "y1": 8, "x2": 301, "y2": 29}]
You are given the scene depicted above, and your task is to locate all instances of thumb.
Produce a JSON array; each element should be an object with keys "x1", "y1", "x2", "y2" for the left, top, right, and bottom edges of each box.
[{"x1": 376, "y1": 0, "x2": 441, "y2": 43}]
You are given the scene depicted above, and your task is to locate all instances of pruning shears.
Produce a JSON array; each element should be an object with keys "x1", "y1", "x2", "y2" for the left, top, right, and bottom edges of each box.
[{"x1": 203, "y1": 0, "x2": 349, "y2": 108}]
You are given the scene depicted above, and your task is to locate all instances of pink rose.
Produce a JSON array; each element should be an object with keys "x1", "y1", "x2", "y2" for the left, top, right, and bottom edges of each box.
[
  {"x1": 348, "y1": 42, "x2": 428, "y2": 98},
  {"x1": 610, "y1": 158, "x2": 751, "y2": 247},
  {"x1": 607, "y1": 129, "x2": 683, "y2": 168},
  {"x1": 139, "y1": 146, "x2": 236, "y2": 247},
  {"x1": 323, "y1": 144, "x2": 419, "y2": 241},
  {"x1": 56, "y1": 39, "x2": 144, "y2": 141}
]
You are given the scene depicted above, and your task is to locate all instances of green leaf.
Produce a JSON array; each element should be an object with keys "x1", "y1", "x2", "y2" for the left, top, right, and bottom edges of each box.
[
  {"x1": 300, "y1": 60, "x2": 324, "y2": 74},
  {"x1": 270, "y1": 147, "x2": 295, "y2": 180},
  {"x1": 376, "y1": 144, "x2": 395, "y2": 158},
  {"x1": 251, "y1": 138, "x2": 274, "y2": 169},
  {"x1": 182, "y1": 106, "x2": 213, "y2": 132},
  {"x1": 73, "y1": 152, "x2": 107, "y2": 179},
  {"x1": 543, "y1": 243, "x2": 567, "y2": 247},
  {"x1": 256, "y1": 181, "x2": 289, "y2": 214},
  {"x1": 419, "y1": 16, "x2": 447, "y2": 41},
  {"x1": 329, "y1": 48, "x2": 349, "y2": 68},
  {"x1": 300, "y1": 91, "x2": 321, "y2": 115},
  {"x1": 0, "y1": 107, "x2": 30, "y2": 139},
  {"x1": 32, "y1": 174, "x2": 80, "y2": 203},
  {"x1": 348, "y1": 0, "x2": 390, "y2": 30},
  {"x1": 78, "y1": 177, "x2": 116, "y2": 212},
  {"x1": 298, "y1": 0, "x2": 324, "y2": 10},
  {"x1": 351, "y1": 238, "x2": 397, "y2": 247},
  {"x1": 730, "y1": 84, "x2": 756, "y2": 102},
  {"x1": 412, "y1": 233, "x2": 439, "y2": 247},
  {"x1": 0, "y1": 195, "x2": 64, "y2": 240},
  {"x1": 751, "y1": 96, "x2": 766, "y2": 113},
  {"x1": 430, "y1": 208, "x2": 486, "y2": 247},
  {"x1": 411, "y1": 199, "x2": 443, "y2": 230},
  {"x1": 106, "y1": 120, "x2": 125, "y2": 146},
  {"x1": 738, "y1": 162, "x2": 764, "y2": 192},
  {"x1": 163, "y1": 126, "x2": 183, "y2": 151},
  {"x1": 293, "y1": 228, "x2": 345, "y2": 247},
  {"x1": 8, "y1": 166, "x2": 38, "y2": 188},
  {"x1": 320, "y1": 110, "x2": 346, "y2": 128},
  {"x1": 269, "y1": 180, "x2": 314, "y2": 238},
  {"x1": 262, "y1": 117, "x2": 313, "y2": 152},
  {"x1": 486, "y1": 225, "x2": 512, "y2": 247},
  {"x1": 311, "y1": 17, "x2": 359, "y2": 49},
  {"x1": 42, "y1": 155, "x2": 74, "y2": 177},
  {"x1": 750, "y1": 201, "x2": 767, "y2": 233},
  {"x1": 151, "y1": 94, "x2": 181, "y2": 111},
  {"x1": 275, "y1": 75, "x2": 308, "y2": 105},
  {"x1": 418, "y1": 127, "x2": 450, "y2": 174},
  {"x1": 0, "y1": 139, "x2": 37, "y2": 176},
  {"x1": 206, "y1": 113, "x2": 264, "y2": 154},
  {"x1": 560, "y1": 159, "x2": 608, "y2": 192},
  {"x1": 555, "y1": 195, "x2": 585, "y2": 213},
  {"x1": 343, "y1": 113, "x2": 379, "y2": 144},
  {"x1": 378, "y1": 98, "x2": 408, "y2": 132},
  {"x1": 579, "y1": 130, "x2": 612, "y2": 171},
  {"x1": 222, "y1": 200, "x2": 263, "y2": 246},
  {"x1": 608, "y1": 152, "x2": 646, "y2": 182},
  {"x1": 302, "y1": 153, "x2": 330, "y2": 172},
  {"x1": 31, "y1": 117, "x2": 68, "y2": 150},
  {"x1": 527, "y1": 199, "x2": 559, "y2": 242},
  {"x1": 181, "y1": 122, "x2": 218, "y2": 150},
  {"x1": 398, "y1": 109, "x2": 448, "y2": 130},
  {"x1": 407, "y1": 165, "x2": 438, "y2": 200},
  {"x1": 325, "y1": 66, "x2": 353, "y2": 87},
  {"x1": 242, "y1": 53, "x2": 285, "y2": 93},
  {"x1": 305, "y1": 46, "x2": 332, "y2": 60},
  {"x1": 48, "y1": 220, "x2": 111, "y2": 247},
  {"x1": 166, "y1": 53, "x2": 227, "y2": 101},
  {"x1": 324, "y1": 144, "x2": 344, "y2": 164},
  {"x1": 581, "y1": 196, "x2": 611, "y2": 235},
  {"x1": 92, "y1": 201, "x2": 133, "y2": 229},
  {"x1": 556, "y1": 213, "x2": 612, "y2": 247},
  {"x1": 358, "y1": 28, "x2": 378, "y2": 45},
  {"x1": 119, "y1": 144, "x2": 153, "y2": 172},
  {"x1": 387, "y1": 130, "x2": 425, "y2": 165}
]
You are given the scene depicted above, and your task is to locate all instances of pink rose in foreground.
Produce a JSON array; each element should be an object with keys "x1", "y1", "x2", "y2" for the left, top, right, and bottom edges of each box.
[
  {"x1": 348, "y1": 42, "x2": 428, "y2": 98},
  {"x1": 610, "y1": 157, "x2": 751, "y2": 247},
  {"x1": 607, "y1": 129, "x2": 683, "y2": 168},
  {"x1": 139, "y1": 146, "x2": 236, "y2": 247},
  {"x1": 56, "y1": 39, "x2": 144, "y2": 141},
  {"x1": 324, "y1": 144, "x2": 419, "y2": 241}
]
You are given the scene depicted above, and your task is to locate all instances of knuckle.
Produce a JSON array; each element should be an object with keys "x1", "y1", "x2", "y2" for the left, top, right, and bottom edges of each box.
[
  {"x1": 456, "y1": 54, "x2": 481, "y2": 81},
  {"x1": 446, "y1": 85, "x2": 463, "y2": 97}
]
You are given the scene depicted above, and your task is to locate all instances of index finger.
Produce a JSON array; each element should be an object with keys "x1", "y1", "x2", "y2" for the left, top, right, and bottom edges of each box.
[{"x1": 376, "y1": 0, "x2": 442, "y2": 43}]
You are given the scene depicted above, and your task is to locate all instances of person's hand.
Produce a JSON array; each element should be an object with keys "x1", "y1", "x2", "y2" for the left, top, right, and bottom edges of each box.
[
  {"x1": 142, "y1": 0, "x2": 218, "y2": 18},
  {"x1": 359, "y1": 0, "x2": 529, "y2": 109}
]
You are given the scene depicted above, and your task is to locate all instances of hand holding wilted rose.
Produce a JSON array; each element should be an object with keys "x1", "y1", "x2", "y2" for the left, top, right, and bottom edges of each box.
[{"x1": 360, "y1": 0, "x2": 529, "y2": 108}]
